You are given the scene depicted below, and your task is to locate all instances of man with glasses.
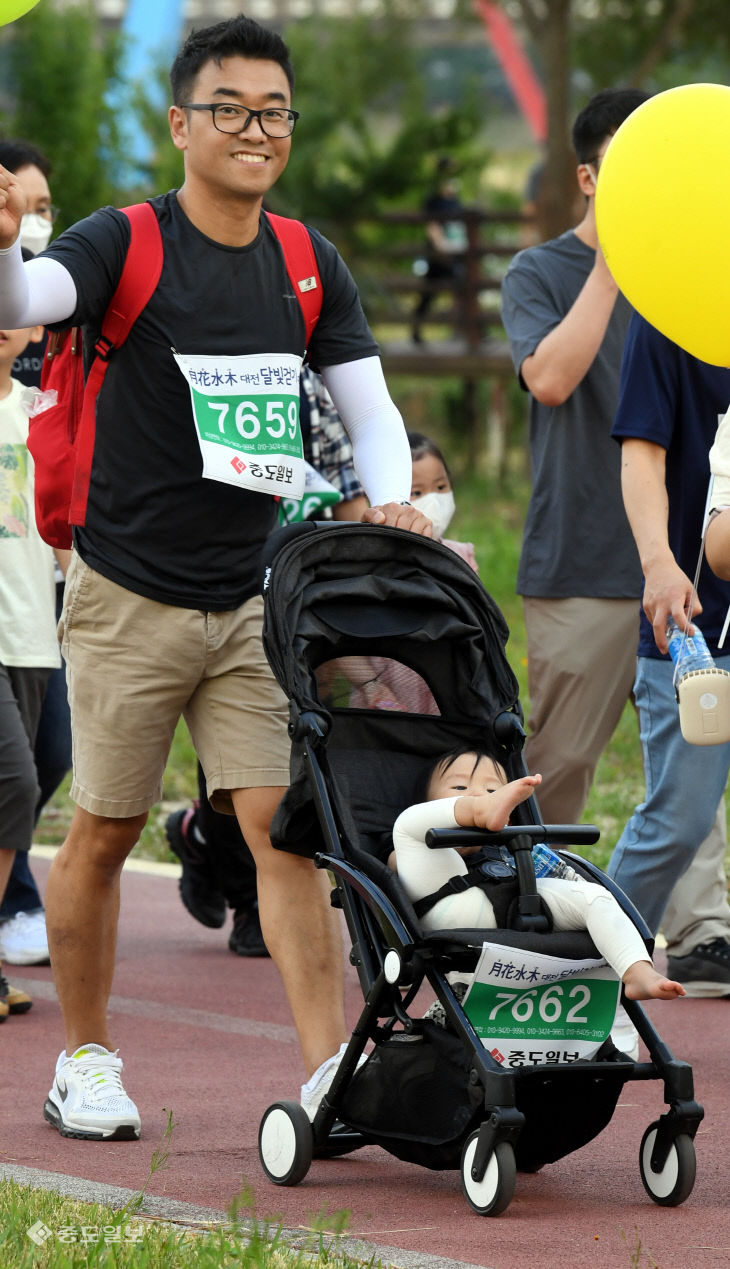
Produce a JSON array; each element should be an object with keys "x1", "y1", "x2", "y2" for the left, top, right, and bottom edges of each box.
[
  {"x1": 502, "y1": 88, "x2": 730, "y2": 1050},
  {"x1": 0, "y1": 14, "x2": 430, "y2": 1140}
]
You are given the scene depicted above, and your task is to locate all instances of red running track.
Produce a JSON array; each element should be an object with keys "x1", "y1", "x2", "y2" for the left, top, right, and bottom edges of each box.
[{"x1": 1, "y1": 855, "x2": 728, "y2": 1269}]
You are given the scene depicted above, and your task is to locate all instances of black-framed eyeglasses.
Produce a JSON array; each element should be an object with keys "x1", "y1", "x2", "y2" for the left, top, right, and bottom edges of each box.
[{"x1": 182, "y1": 102, "x2": 299, "y2": 138}]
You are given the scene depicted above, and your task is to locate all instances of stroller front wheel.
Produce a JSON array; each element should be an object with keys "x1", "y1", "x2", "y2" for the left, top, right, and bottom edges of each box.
[
  {"x1": 639, "y1": 1122, "x2": 696, "y2": 1206},
  {"x1": 259, "y1": 1100, "x2": 313, "y2": 1186},
  {"x1": 460, "y1": 1134, "x2": 516, "y2": 1216}
]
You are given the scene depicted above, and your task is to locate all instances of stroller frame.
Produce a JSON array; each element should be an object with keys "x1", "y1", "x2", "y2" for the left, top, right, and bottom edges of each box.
[{"x1": 256, "y1": 522, "x2": 704, "y2": 1215}]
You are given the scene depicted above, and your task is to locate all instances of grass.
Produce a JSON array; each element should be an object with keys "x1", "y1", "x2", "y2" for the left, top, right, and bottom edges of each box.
[
  {"x1": 0, "y1": 1180, "x2": 379, "y2": 1269},
  {"x1": 1, "y1": 1113, "x2": 380, "y2": 1269},
  {"x1": 33, "y1": 446, "x2": 645, "y2": 874}
]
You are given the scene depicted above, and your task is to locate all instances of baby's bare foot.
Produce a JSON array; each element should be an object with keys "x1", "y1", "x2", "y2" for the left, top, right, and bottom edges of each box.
[{"x1": 623, "y1": 961, "x2": 686, "y2": 1001}]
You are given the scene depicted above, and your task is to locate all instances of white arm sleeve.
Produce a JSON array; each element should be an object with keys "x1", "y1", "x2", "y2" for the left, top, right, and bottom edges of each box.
[
  {"x1": 320, "y1": 357, "x2": 412, "y2": 506},
  {"x1": 0, "y1": 239, "x2": 78, "y2": 327},
  {"x1": 393, "y1": 797, "x2": 497, "y2": 931},
  {"x1": 393, "y1": 798, "x2": 467, "y2": 903}
]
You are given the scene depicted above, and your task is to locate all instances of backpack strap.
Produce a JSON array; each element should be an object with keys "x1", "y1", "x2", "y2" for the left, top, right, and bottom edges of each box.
[
  {"x1": 69, "y1": 202, "x2": 164, "y2": 525},
  {"x1": 265, "y1": 211, "x2": 322, "y2": 348}
]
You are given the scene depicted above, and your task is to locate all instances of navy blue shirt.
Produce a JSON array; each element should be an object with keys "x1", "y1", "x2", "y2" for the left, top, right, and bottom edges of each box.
[{"x1": 612, "y1": 313, "x2": 730, "y2": 657}]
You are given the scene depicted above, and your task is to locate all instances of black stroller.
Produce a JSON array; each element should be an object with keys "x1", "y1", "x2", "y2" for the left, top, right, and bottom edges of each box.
[{"x1": 256, "y1": 522, "x2": 703, "y2": 1216}]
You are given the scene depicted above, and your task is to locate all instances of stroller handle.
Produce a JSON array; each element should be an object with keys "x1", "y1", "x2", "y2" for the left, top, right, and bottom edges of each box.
[{"x1": 425, "y1": 824, "x2": 600, "y2": 849}]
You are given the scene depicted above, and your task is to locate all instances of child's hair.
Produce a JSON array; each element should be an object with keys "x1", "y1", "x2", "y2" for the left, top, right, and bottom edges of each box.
[
  {"x1": 420, "y1": 744, "x2": 504, "y2": 802},
  {"x1": 406, "y1": 431, "x2": 452, "y2": 484}
]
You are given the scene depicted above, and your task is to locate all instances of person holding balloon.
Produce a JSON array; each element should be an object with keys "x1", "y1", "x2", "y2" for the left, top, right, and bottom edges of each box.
[
  {"x1": 501, "y1": 89, "x2": 647, "y2": 833},
  {"x1": 501, "y1": 88, "x2": 730, "y2": 1035}
]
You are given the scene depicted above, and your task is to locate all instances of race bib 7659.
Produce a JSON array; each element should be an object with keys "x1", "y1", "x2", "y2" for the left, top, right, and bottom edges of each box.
[{"x1": 173, "y1": 350, "x2": 305, "y2": 498}]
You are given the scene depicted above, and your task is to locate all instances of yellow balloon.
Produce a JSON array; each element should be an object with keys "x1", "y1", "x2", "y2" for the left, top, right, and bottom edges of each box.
[
  {"x1": 0, "y1": 0, "x2": 41, "y2": 23},
  {"x1": 595, "y1": 83, "x2": 730, "y2": 367}
]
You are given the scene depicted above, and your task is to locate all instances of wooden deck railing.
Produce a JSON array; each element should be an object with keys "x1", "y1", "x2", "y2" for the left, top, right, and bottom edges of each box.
[{"x1": 346, "y1": 207, "x2": 533, "y2": 471}]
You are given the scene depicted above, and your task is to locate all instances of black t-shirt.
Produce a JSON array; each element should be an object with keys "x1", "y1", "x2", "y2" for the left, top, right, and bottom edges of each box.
[{"x1": 44, "y1": 192, "x2": 378, "y2": 609}]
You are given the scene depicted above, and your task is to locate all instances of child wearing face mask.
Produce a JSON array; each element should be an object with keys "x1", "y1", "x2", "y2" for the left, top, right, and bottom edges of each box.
[
  {"x1": 344, "y1": 432, "x2": 477, "y2": 714},
  {"x1": 406, "y1": 431, "x2": 477, "y2": 572}
]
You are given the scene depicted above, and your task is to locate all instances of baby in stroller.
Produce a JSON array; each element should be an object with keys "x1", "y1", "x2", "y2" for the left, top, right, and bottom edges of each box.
[{"x1": 393, "y1": 745, "x2": 685, "y2": 1003}]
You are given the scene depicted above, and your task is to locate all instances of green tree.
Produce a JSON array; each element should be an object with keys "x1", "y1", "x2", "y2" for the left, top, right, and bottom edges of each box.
[
  {"x1": 0, "y1": 1, "x2": 125, "y2": 230},
  {"x1": 269, "y1": 7, "x2": 485, "y2": 249},
  {"x1": 455, "y1": 0, "x2": 730, "y2": 240},
  {"x1": 127, "y1": 62, "x2": 184, "y2": 201}
]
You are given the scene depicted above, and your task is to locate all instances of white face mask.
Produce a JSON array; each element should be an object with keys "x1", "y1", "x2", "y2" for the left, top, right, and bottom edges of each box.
[
  {"x1": 20, "y1": 213, "x2": 52, "y2": 256},
  {"x1": 410, "y1": 489, "x2": 455, "y2": 539}
]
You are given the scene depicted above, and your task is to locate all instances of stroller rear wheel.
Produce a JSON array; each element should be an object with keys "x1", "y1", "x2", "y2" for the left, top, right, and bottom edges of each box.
[
  {"x1": 639, "y1": 1121, "x2": 696, "y2": 1206},
  {"x1": 259, "y1": 1100, "x2": 313, "y2": 1186},
  {"x1": 460, "y1": 1133, "x2": 516, "y2": 1216}
]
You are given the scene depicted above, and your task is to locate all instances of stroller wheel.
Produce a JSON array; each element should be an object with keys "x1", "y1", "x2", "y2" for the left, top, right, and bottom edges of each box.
[
  {"x1": 460, "y1": 1133, "x2": 516, "y2": 1217},
  {"x1": 639, "y1": 1122, "x2": 696, "y2": 1207},
  {"x1": 259, "y1": 1100, "x2": 313, "y2": 1186}
]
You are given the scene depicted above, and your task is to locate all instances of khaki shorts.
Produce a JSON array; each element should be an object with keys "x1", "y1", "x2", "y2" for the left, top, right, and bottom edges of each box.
[{"x1": 59, "y1": 554, "x2": 290, "y2": 817}]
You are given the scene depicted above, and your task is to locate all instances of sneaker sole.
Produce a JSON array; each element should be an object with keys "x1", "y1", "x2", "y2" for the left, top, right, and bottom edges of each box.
[
  {"x1": 43, "y1": 1099, "x2": 140, "y2": 1141},
  {"x1": 8, "y1": 999, "x2": 32, "y2": 1014},
  {"x1": 674, "y1": 980, "x2": 730, "y2": 998}
]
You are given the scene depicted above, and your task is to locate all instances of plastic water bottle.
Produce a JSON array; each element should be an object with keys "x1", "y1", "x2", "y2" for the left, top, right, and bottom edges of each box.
[
  {"x1": 665, "y1": 616, "x2": 730, "y2": 745},
  {"x1": 666, "y1": 618, "x2": 715, "y2": 678},
  {"x1": 531, "y1": 843, "x2": 576, "y2": 881}
]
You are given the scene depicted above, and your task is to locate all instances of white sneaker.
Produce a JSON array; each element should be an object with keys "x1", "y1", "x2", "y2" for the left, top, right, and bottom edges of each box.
[
  {"x1": 0, "y1": 911, "x2": 50, "y2": 965},
  {"x1": 610, "y1": 1003, "x2": 640, "y2": 1061},
  {"x1": 300, "y1": 1043, "x2": 367, "y2": 1121},
  {"x1": 44, "y1": 1044, "x2": 141, "y2": 1140}
]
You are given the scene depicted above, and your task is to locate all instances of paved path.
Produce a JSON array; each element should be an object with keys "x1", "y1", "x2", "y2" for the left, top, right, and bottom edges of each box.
[{"x1": 1, "y1": 853, "x2": 728, "y2": 1269}]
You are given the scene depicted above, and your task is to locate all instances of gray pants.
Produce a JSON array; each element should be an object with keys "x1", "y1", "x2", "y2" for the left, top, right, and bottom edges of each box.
[
  {"x1": 523, "y1": 595, "x2": 730, "y2": 956},
  {"x1": 0, "y1": 663, "x2": 48, "y2": 857}
]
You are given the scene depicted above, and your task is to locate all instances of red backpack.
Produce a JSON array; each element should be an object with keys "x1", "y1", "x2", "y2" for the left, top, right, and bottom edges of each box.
[{"x1": 28, "y1": 203, "x2": 323, "y2": 550}]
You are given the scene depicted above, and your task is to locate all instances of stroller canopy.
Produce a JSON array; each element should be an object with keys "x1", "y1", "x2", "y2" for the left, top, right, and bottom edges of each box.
[
  {"x1": 261, "y1": 521, "x2": 521, "y2": 730},
  {"x1": 261, "y1": 522, "x2": 527, "y2": 860}
]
